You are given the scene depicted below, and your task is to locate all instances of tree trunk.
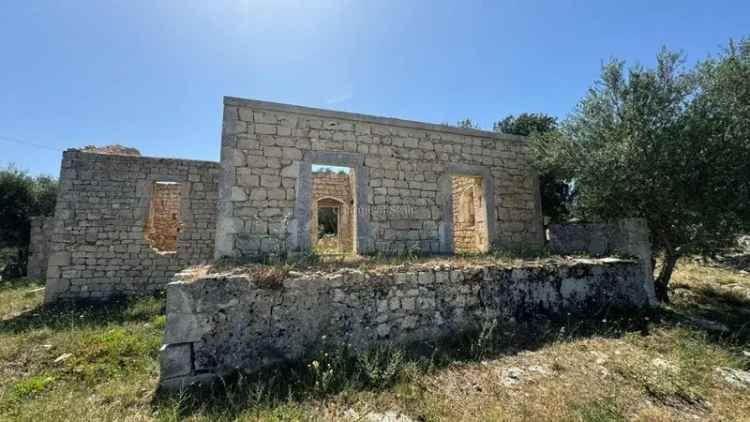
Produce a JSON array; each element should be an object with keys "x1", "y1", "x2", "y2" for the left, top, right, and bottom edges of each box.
[{"x1": 655, "y1": 252, "x2": 679, "y2": 303}]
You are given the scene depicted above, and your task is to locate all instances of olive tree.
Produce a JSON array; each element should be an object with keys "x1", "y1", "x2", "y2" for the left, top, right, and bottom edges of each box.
[
  {"x1": 494, "y1": 113, "x2": 573, "y2": 223},
  {"x1": 531, "y1": 40, "x2": 750, "y2": 301}
]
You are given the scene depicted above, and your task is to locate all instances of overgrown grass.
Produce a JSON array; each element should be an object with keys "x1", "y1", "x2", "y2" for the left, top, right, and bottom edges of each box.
[
  {"x1": 206, "y1": 244, "x2": 569, "y2": 285},
  {"x1": 2, "y1": 259, "x2": 750, "y2": 421}
]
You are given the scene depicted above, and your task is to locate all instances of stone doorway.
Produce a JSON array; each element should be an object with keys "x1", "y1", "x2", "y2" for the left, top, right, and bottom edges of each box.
[
  {"x1": 451, "y1": 175, "x2": 489, "y2": 253},
  {"x1": 310, "y1": 167, "x2": 355, "y2": 255}
]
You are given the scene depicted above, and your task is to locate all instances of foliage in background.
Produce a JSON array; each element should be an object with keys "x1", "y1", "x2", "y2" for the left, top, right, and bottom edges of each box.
[
  {"x1": 0, "y1": 165, "x2": 58, "y2": 277},
  {"x1": 456, "y1": 118, "x2": 480, "y2": 129},
  {"x1": 494, "y1": 113, "x2": 574, "y2": 223},
  {"x1": 530, "y1": 38, "x2": 750, "y2": 301}
]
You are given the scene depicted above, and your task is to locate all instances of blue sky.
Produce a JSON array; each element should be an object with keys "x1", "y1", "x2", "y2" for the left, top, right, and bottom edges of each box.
[{"x1": 1, "y1": 1, "x2": 747, "y2": 177}]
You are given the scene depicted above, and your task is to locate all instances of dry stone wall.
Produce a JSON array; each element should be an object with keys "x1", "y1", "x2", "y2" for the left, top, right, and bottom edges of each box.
[
  {"x1": 44, "y1": 150, "x2": 221, "y2": 302},
  {"x1": 216, "y1": 97, "x2": 544, "y2": 258},
  {"x1": 160, "y1": 258, "x2": 652, "y2": 390},
  {"x1": 27, "y1": 216, "x2": 54, "y2": 279}
]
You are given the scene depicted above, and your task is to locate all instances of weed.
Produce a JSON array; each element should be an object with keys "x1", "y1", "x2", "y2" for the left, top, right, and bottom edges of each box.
[
  {"x1": 573, "y1": 397, "x2": 626, "y2": 422},
  {"x1": 356, "y1": 345, "x2": 405, "y2": 388},
  {"x1": 9, "y1": 374, "x2": 56, "y2": 399},
  {"x1": 469, "y1": 319, "x2": 498, "y2": 360}
]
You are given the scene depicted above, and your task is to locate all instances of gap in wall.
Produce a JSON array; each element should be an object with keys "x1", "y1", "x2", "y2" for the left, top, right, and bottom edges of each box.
[
  {"x1": 451, "y1": 176, "x2": 489, "y2": 253},
  {"x1": 311, "y1": 165, "x2": 355, "y2": 255},
  {"x1": 144, "y1": 181, "x2": 181, "y2": 254}
]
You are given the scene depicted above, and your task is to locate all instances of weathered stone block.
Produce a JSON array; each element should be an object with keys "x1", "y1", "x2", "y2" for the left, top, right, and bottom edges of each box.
[
  {"x1": 260, "y1": 175, "x2": 281, "y2": 188},
  {"x1": 160, "y1": 343, "x2": 192, "y2": 379}
]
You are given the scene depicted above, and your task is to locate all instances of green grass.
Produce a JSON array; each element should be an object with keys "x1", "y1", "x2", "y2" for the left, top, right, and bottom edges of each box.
[{"x1": 1, "y1": 260, "x2": 750, "y2": 421}]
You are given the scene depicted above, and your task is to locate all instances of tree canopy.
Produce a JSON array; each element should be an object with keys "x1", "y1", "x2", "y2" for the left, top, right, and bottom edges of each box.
[
  {"x1": 495, "y1": 113, "x2": 573, "y2": 223},
  {"x1": 530, "y1": 39, "x2": 750, "y2": 301},
  {"x1": 0, "y1": 166, "x2": 58, "y2": 277},
  {"x1": 456, "y1": 118, "x2": 480, "y2": 130}
]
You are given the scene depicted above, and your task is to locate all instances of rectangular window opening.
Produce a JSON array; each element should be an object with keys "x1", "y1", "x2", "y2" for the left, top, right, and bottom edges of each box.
[{"x1": 144, "y1": 181, "x2": 182, "y2": 254}]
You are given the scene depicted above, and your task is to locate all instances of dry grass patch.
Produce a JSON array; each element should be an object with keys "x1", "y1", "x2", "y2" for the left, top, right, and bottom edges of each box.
[{"x1": 1, "y1": 260, "x2": 750, "y2": 421}]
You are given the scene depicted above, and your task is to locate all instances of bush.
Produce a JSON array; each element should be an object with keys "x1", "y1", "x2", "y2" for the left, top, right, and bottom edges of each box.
[{"x1": 0, "y1": 165, "x2": 58, "y2": 278}]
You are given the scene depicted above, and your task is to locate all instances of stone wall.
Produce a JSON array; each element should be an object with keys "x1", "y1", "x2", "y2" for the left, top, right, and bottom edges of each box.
[
  {"x1": 44, "y1": 150, "x2": 221, "y2": 302},
  {"x1": 160, "y1": 258, "x2": 652, "y2": 389},
  {"x1": 549, "y1": 218, "x2": 656, "y2": 305},
  {"x1": 311, "y1": 171, "x2": 354, "y2": 253},
  {"x1": 216, "y1": 97, "x2": 544, "y2": 258},
  {"x1": 27, "y1": 216, "x2": 54, "y2": 279}
]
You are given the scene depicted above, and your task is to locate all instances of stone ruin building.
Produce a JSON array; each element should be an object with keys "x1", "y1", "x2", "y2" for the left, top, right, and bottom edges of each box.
[
  {"x1": 26, "y1": 97, "x2": 658, "y2": 389},
  {"x1": 37, "y1": 96, "x2": 545, "y2": 302},
  {"x1": 215, "y1": 97, "x2": 544, "y2": 259}
]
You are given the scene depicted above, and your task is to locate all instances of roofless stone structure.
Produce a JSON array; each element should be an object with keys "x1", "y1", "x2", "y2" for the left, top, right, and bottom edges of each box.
[
  {"x1": 41, "y1": 97, "x2": 544, "y2": 302},
  {"x1": 216, "y1": 97, "x2": 544, "y2": 259},
  {"x1": 28, "y1": 97, "x2": 657, "y2": 392}
]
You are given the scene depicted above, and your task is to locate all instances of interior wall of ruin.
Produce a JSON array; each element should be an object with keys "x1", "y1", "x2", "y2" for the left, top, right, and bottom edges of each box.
[
  {"x1": 216, "y1": 97, "x2": 544, "y2": 257},
  {"x1": 310, "y1": 171, "x2": 354, "y2": 254},
  {"x1": 451, "y1": 176, "x2": 488, "y2": 253},
  {"x1": 144, "y1": 182, "x2": 182, "y2": 253},
  {"x1": 44, "y1": 150, "x2": 221, "y2": 302}
]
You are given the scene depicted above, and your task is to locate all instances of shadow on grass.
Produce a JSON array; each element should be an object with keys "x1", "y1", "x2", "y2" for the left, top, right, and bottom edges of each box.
[
  {"x1": 152, "y1": 305, "x2": 657, "y2": 420},
  {"x1": 710, "y1": 255, "x2": 750, "y2": 273},
  {"x1": 668, "y1": 281, "x2": 750, "y2": 346},
  {"x1": 0, "y1": 293, "x2": 165, "y2": 335},
  {"x1": 0, "y1": 277, "x2": 45, "y2": 291}
]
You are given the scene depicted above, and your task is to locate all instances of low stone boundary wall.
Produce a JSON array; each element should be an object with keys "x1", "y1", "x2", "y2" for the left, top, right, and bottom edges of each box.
[
  {"x1": 160, "y1": 259, "x2": 652, "y2": 390},
  {"x1": 549, "y1": 218, "x2": 656, "y2": 305}
]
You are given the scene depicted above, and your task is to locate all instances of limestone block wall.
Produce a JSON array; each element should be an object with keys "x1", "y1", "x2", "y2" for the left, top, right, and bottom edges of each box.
[
  {"x1": 216, "y1": 97, "x2": 544, "y2": 258},
  {"x1": 311, "y1": 171, "x2": 354, "y2": 253},
  {"x1": 159, "y1": 258, "x2": 651, "y2": 389},
  {"x1": 27, "y1": 216, "x2": 54, "y2": 279},
  {"x1": 44, "y1": 150, "x2": 221, "y2": 302}
]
